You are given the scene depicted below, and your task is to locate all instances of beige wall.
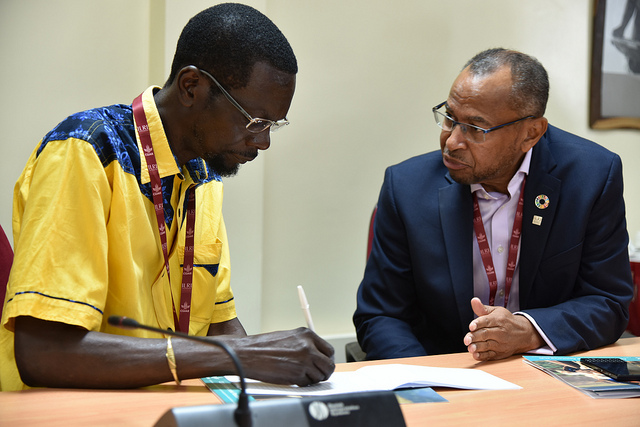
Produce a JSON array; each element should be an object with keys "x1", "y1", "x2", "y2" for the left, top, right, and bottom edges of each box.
[
  {"x1": 261, "y1": 0, "x2": 640, "y2": 339},
  {"x1": 1, "y1": 1, "x2": 639, "y2": 358}
]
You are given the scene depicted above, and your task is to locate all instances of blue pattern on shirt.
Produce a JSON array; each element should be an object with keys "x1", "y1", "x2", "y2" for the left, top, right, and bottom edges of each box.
[{"x1": 35, "y1": 104, "x2": 222, "y2": 229}]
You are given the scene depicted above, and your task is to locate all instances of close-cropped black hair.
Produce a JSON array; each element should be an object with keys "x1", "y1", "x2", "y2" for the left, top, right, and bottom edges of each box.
[
  {"x1": 463, "y1": 48, "x2": 549, "y2": 117},
  {"x1": 166, "y1": 3, "x2": 297, "y2": 89}
]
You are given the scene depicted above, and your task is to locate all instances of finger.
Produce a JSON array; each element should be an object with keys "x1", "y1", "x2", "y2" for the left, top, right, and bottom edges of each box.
[
  {"x1": 321, "y1": 356, "x2": 336, "y2": 380},
  {"x1": 463, "y1": 332, "x2": 473, "y2": 346},
  {"x1": 470, "y1": 297, "x2": 490, "y2": 317},
  {"x1": 469, "y1": 337, "x2": 497, "y2": 353},
  {"x1": 471, "y1": 349, "x2": 497, "y2": 361},
  {"x1": 312, "y1": 334, "x2": 335, "y2": 359},
  {"x1": 306, "y1": 361, "x2": 335, "y2": 385},
  {"x1": 468, "y1": 298, "x2": 489, "y2": 332},
  {"x1": 318, "y1": 349, "x2": 336, "y2": 379},
  {"x1": 296, "y1": 373, "x2": 317, "y2": 387},
  {"x1": 466, "y1": 338, "x2": 498, "y2": 360},
  {"x1": 303, "y1": 355, "x2": 335, "y2": 384},
  {"x1": 298, "y1": 327, "x2": 335, "y2": 359},
  {"x1": 295, "y1": 357, "x2": 335, "y2": 386},
  {"x1": 465, "y1": 326, "x2": 489, "y2": 344},
  {"x1": 301, "y1": 334, "x2": 336, "y2": 383}
]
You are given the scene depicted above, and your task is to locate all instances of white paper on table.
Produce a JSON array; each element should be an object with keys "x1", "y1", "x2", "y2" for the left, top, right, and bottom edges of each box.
[{"x1": 226, "y1": 363, "x2": 521, "y2": 397}]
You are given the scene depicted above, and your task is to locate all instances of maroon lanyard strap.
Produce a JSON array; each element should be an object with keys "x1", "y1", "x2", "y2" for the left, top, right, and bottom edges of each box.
[
  {"x1": 472, "y1": 178, "x2": 526, "y2": 308},
  {"x1": 132, "y1": 93, "x2": 194, "y2": 332},
  {"x1": 179, "y1": 190, "x2": 196, "y2": 333}
]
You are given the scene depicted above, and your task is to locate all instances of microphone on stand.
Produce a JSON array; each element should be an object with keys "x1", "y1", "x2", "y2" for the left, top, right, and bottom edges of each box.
[
  {"x1": 108, "y1": 315, "x2": 405, "y2": 427},
  {"x1": 107, "y1": 315, "x2": 251, "y2": 427}
]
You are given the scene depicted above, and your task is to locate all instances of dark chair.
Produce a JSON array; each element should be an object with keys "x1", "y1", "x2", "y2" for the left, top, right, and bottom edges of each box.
[
  {"x1": 0, "y1": 225, "x2": 14, "y2": 319},
  {"x1": 345, "y1": 206, "x2": 377, "y2": 362},
  {"x1": 626, "y1": 261, "x2": 640, "y2": 337},
  {"x1": 366, "y1": 205, "x2": 377, "y2": 261},
  {"x1": 345, "y1": 341, "x2": 367, "y2": 363}
]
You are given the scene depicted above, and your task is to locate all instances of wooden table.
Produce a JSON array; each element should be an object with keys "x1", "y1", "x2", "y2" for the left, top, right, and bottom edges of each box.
[
  {"x1": 338, "y1": 337, "x2": 640, "y2": 426},
  {"x1": 1, "y1": 337, "x2": 639, "y2": 426}
]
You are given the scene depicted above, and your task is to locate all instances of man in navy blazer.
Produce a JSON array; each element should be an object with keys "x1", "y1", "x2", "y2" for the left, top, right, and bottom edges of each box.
[{"x1": 354, "y1": 48, "x2": 634, "y2": 361}]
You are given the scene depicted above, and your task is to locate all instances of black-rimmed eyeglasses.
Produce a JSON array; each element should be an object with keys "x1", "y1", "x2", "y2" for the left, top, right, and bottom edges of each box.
[
  {"x1": 432, "y1": 101, "x2": 534, "y2": 143},
  {"x1": 196, "y1": 67, "x2": 289, "y2": 134}
]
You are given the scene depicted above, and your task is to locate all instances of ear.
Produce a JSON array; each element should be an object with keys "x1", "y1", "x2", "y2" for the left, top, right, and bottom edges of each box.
[
  {"x1": 175, "y1": 66, "x2": 203, "y2": 107},
  {"x1": 520, "y1": 117, "x2": 548, "y2": 153}
]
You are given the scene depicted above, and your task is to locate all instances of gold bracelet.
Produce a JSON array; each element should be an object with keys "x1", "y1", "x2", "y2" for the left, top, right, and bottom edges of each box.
[{"x1": 165, "y1": 337, "x2": 181, "y2": 385}]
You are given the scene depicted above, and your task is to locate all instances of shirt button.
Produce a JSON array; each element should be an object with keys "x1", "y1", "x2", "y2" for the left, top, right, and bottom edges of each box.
[
  {"x1": 499, "y1": 290, "x2": 505, "y2": 297},
  {"x1": 497, "y1": 245, "x2": 504, "y2": 253}
]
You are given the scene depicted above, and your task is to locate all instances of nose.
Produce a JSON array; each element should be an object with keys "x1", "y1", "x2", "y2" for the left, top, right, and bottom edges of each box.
[
  {"x1": 248, "y1": 130, "x2": 271, "y2": 150},
  {"x1": 442, "y1": 125, "x2": 468, "y2": 151}
]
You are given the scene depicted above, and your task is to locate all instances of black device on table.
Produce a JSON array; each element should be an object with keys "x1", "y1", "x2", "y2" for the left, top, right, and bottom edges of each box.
[{"x1": 580, "y1": 358, "x2": 640, "y2": 381}]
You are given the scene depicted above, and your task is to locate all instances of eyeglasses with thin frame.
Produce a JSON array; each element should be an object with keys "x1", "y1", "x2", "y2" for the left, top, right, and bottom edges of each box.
[
  {"x1": 432, "y1": 101, "x2": 534, "y2": 143},
  {"x1": 195, "y1": 67, "x2": 289, "y2": 134}
]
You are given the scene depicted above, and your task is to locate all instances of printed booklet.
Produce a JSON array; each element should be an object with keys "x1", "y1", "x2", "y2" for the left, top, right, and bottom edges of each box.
[{"x1": 523, "y1": 356, "x2": 640, "y2": 399}]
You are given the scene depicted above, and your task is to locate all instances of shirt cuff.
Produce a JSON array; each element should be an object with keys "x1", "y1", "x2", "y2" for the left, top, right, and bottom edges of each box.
[{"x1": 514, "y1": 311, "x2": 557, "y2": 355}]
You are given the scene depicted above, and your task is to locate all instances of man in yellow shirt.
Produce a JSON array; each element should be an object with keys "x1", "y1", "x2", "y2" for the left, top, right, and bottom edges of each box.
[{"x1": 1, "y1": 3, "x2": 334, "y2": 391}]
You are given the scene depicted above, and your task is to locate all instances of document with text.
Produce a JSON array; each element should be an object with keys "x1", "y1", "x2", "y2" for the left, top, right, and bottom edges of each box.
[{"x1": 224, "y1": 364, "x2": 521, "y2": 397}]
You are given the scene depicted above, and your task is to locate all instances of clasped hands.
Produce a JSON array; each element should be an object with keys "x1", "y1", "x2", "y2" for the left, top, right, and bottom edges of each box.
[{"x1": 463, "y1": 297, "x2": 544, "y2": 361}]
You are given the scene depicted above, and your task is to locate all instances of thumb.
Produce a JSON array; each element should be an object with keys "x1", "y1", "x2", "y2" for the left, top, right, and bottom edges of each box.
[{"x1": 470, "y1": 297, "x2": 492, "y2": 317}]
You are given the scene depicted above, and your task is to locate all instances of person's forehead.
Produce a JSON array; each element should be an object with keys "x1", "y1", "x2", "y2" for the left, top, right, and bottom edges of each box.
[
  {"x1": 447, "y1": 67, "x2": 514, "y2": 123},
  {"x1": 241, "y1": 62, "x2": 295, "y2": 92},
  {"x1": 231, "y1": 62, "x2": 296, "y2": 118}
]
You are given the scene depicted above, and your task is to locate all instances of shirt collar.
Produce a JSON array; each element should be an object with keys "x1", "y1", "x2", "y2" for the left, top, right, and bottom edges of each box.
[{"x1": 135, "y1": 86, "x2": 182, "y2": 184}]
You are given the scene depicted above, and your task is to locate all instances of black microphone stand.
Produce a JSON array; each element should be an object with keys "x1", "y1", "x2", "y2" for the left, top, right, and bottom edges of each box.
[
  {"x1": 108, "y1": 315, "x2": 405, "y2": 427},
  {"x1": 108, "y1": 316, "x2": 252, "y2": 427}
]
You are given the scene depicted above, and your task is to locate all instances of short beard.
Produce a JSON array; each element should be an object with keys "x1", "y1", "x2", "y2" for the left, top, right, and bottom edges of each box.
[{"x1": 203, "y1": 153, "x2": 241, "y2": 178}]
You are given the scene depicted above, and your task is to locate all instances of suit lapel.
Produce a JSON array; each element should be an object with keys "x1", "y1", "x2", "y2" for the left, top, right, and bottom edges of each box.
[
  {"x1": 439, "y1": 176, "x2": 475, "y2": 332},
  {"x1": 519, "y1": 136, "x2": 560, "y2": 306},
  {"x1": 437, "y1": 135, "x2": 561, "y2": 322}
]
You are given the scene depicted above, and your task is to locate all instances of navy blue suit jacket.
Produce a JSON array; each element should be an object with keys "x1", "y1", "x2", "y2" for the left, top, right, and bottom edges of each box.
[{"x1": 354, "y1": 125, "x2": 633, "y2": 359}]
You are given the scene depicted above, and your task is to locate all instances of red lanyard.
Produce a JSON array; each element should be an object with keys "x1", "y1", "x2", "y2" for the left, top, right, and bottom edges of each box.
[
  {"x1": 179, "y1": 191, "x2": 196, "y2": 333},
  {"x1": 132, "y1": 93, "x2": 194, "y2": 333},
  {"x1": 472, "y1": 178, "x2": 526, "y2": 308}
]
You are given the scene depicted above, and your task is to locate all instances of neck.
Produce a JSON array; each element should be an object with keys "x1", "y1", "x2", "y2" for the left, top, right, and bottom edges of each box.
[
  {"x1": 482, "y1": 152, "x2": 527, "y2": 194},
  {"x1": 153, "y1": 88, "x2": 191, "y2": 167}
]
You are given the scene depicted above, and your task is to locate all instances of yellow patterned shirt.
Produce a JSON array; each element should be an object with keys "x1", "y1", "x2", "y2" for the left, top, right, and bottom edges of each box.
[{"x1": 1, "y1": 87, "x2": 236, "y2": 391}]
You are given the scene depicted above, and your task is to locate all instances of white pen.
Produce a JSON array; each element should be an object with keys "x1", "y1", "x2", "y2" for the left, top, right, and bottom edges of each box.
[{"x1": 297, "y1": 285, "x2": 316, "y2": 332}]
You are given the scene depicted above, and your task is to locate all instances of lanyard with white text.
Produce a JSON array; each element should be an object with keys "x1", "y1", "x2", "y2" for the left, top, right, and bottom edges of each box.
[
  {"x1": 132, "y1": 93, "x2": 194, "y2": 333},
  {"x1": 472, "y1": 178, "x2": 526, "y2": 308}
]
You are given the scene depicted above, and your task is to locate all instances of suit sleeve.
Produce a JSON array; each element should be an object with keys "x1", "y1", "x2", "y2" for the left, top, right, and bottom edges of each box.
[
  {"x1": 353, "y1": 167, "x2": 428, "y2": 359},
  {"x1": 523, "y1": 154, "x2": 633, "y2": 354}
]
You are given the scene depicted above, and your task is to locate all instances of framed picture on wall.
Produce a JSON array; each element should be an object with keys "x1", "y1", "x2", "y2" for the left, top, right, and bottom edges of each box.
[{"x1": 590, "y1": 0, "x2": 640, "y2": 129}]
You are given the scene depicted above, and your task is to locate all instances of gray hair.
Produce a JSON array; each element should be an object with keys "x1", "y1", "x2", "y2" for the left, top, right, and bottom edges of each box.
[{"x1": 463, "y1": 48, "x2": 549, "y2": 117}]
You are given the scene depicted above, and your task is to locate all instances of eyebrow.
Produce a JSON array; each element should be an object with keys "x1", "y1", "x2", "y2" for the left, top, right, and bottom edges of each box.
[
  {"x1": 445, "y1": 103, "x2": 491, "y2": 126},
  {"x1": 468, "y1": 115, "x2": 491, "y2": 126}
]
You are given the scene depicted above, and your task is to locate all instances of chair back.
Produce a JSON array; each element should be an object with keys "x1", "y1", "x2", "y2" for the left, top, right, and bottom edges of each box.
[
  {"x1": 0, "y1": 225, "x2": 13, "y2": 319},
  {"x1": 628, "y1": 261, "x2": 640, "y2": 336},
  {"x1": 347, "y1": 205, "x2": 378, "y2": 363},
  {"x1": 366, "y1": 205, "x2": 377, "y2": 259}
]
